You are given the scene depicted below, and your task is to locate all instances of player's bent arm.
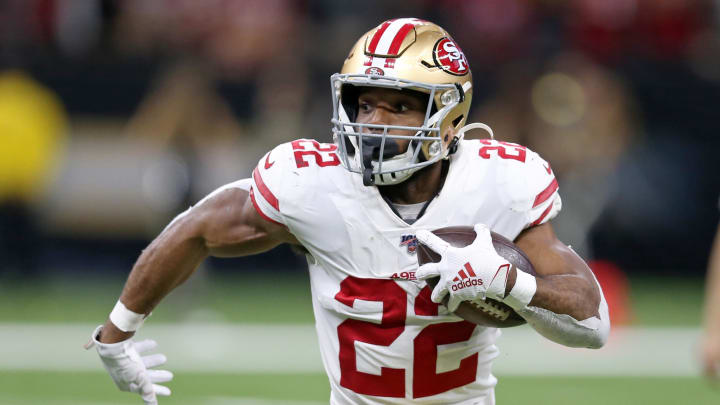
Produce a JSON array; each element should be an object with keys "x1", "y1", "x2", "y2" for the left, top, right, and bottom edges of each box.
[
  {"x1": 509, "y1": 222, "x2": 610, "y2": 349},
  {"x1": 99, "y1": 187, "x2": 295, "y2": 343},
  {"x1": 513, "y1": 222, "x2": 600, "y2": 319}
]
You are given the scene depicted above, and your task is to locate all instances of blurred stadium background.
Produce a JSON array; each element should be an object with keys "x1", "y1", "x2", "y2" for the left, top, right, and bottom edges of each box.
[{"x1": 1, "y1": 0, "x2": 719, "y2": 404}]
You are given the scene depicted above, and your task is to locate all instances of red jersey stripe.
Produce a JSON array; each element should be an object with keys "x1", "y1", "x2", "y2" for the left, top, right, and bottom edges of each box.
[
  {"x1": 367, "y1": 20, "x2": 393, "y2": 53},
  {"x1": 249, "y1": 187, "x2": 284, "y2": 227},
  {"x1": 533, "y1": 178, "x2": 558, "y2": 208},
  {"x1": 252, "y1": 167, "x2": 279, "y2": 211},
  {"x1": 530, "y1": 199, "x2": 555, "y2": 227},
  {"x1": 464, "y1": 263, "x2": 477, "y2": 277},
  {"x1": 459, "y1": 269, "x2": 468, "y2": 279}
]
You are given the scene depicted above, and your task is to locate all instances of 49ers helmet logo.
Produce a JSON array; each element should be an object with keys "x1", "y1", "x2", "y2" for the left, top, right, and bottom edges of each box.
[
  {"x1": 433, "y1": 37, "x2": 469, "y2": 76},
  {"x1": 365, "y1": 67, "x2": 385, "y2": 76}
]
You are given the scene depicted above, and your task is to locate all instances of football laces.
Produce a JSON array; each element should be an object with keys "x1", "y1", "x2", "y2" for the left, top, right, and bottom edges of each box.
[{"x1": 470, "y1": 298, "x2": 511, "y2": 320}]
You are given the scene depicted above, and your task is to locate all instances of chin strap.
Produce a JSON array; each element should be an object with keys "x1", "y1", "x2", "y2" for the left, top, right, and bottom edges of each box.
[
  {"x1": 362, "y1": 167, "x2": 374, "y2": 186},
  {"x1": 361, "y1": 141, "x2": 376, "y2": 186},
  {"x1": 456, "y1": 122, "x2": 494, "y2": 140},
  {"x1": 445, "y1": 122, "x2": 495, "y2": 157}
]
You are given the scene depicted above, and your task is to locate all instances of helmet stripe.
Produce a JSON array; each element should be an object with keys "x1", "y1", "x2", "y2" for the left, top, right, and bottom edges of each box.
[
  {"x1": 387, "y1": 23, "x2": 415, "y2": 55},
  {"x1": 368, "y1": 18, "x2": 422, "y2": 69},
  {"x1": 374, "y1": 18, "x2": 418, "y2": 55},
  {"x1": 367, "y1": 20, "x2": 394, "y2": 54},
  {"x1": 383, "y1": 23, "x2": 415, "y2": 68}
]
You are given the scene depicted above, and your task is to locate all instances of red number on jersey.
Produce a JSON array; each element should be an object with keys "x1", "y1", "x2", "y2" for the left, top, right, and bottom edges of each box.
[
  {"x1": 413, "y1": 321, "x2": 478, "y2": 398},
  {"x1": 478, "y1": 139, "x2": 527, "y2": 162},
  {"x1": 335, "y1": 280, "x2": 478, "y2": 399},
  {"x1": 291, "y1": 139, "x2": 341, "y2": 168},
  {"x1": 335, "y1": 277, "x2": 406, "y2": 397}
]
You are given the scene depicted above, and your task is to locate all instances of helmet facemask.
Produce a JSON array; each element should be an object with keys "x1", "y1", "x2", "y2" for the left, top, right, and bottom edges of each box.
[{"x1": 331, "y1": 73, "x2": 466, "y2": 186}]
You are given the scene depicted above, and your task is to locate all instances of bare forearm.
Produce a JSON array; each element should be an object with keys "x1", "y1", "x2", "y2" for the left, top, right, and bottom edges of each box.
[
  {"x1": 503, "y1": 224, "x2": 609, "y2": 348},
  {"x1": 120, "y1": 231, "x2": 208, "y2": 313},
  {"x1": 99, "y1": 224, "x2": 209, "y2": 343},
  {"x1": 530, "y1": 274, "x2": 600, "y2": 320},
  {"x1": 513, "y1": 225, "x2": 601, "y2": 321},
  {"x1": 96, "y1": 187, "x2": 289, "y2": 344},
  {"x1": 504, "y1": 267, "x2": 599, "y2": 320},
  {"x1": 509, "y1": 267, "x2": 608, "y2": 349}
]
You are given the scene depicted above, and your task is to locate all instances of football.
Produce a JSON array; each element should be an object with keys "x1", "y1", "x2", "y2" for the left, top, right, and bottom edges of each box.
[{"x1": 417, "y1": 226, "x2": 536, "y2": 328}]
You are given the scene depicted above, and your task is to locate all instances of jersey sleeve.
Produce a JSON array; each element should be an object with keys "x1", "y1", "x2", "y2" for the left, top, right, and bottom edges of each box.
[
  {"x1": 497, "y1": 146, "x2": 562, "y2": 229},
  {"x1": 249, "y1": 142, "x2": 295, "y2": 227}
]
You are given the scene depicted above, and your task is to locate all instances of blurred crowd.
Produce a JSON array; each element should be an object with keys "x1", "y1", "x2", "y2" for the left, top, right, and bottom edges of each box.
[{"x1": 0, "y1": 0, "x2": 719, "y2": 277}]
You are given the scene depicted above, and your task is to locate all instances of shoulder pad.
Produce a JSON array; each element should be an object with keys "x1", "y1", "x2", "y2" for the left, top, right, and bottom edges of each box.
[
  {"x1": 250, "y1": 139, "x2": 343, "y2": 226},
  {"x1": 482, "y1": 140, "x2": 561, "y2": 227}
]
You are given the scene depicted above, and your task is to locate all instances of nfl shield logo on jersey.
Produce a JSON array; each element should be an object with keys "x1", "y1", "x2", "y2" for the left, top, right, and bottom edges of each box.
[{"x1": 400, "y1": 234, "x2": 418, "y2": 254}]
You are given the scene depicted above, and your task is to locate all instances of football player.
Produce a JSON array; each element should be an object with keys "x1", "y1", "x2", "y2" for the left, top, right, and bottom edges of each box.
[{"x1": 87, "y1": 18, "x2": 610, "y2": 404}]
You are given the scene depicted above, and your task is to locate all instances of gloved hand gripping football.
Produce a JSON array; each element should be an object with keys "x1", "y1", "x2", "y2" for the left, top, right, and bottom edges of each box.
[{"x1": 416, "y1": 223, "x2": 512, "y2": 312}]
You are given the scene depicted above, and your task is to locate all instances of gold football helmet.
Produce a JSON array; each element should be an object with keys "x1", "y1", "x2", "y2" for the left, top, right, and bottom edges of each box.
[{"x1": 331, "y1": 18, "x2": 474, "y2": 186}]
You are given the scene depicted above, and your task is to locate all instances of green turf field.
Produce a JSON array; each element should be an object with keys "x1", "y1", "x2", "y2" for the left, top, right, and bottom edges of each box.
[
  {"x1": 0, "y1": 372, "x2": 717, "y2": 405},
  {"x1": 0, "y1": 273, "x2": 716, "y2": 404}
]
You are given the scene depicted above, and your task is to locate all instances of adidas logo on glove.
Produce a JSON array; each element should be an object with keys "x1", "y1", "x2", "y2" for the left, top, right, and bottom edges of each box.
[{"x1": 451, "y1": 263, "x2": 484, "y2": 291}]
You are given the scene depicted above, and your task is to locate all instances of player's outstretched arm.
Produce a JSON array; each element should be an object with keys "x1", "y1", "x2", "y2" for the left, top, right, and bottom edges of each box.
[
  {"x1": 87, "y1": 185, "x2": 295, "y2": 404},
  {"x1": 100, "y1": 186, "x2": 294, "y2": 342},
  {"x1": 511, "y1": 222, "x2": 610, "y2": 348}
]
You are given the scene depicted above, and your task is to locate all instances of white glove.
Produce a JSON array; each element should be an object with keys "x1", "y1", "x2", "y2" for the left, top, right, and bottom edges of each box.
[
  {"x1": 416, "y1": 223, "x2": 512, "y2": 312},
  {"x1": 85, "y1": 325, "x2": 173, "y2": 404}
]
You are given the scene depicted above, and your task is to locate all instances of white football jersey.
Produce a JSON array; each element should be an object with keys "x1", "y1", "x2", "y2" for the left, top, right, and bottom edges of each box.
[{"x1": 248, "y1": 138, "x2": 561, "y2": 405}]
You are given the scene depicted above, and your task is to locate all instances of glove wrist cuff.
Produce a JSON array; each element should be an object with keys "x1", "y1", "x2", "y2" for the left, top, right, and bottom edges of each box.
[
  {"x1": 503, "y1": 269, "x2": 537, "y2": 310},
  {"x1": 88, "y1": 325, "x2": 134, "y2": 357}
]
